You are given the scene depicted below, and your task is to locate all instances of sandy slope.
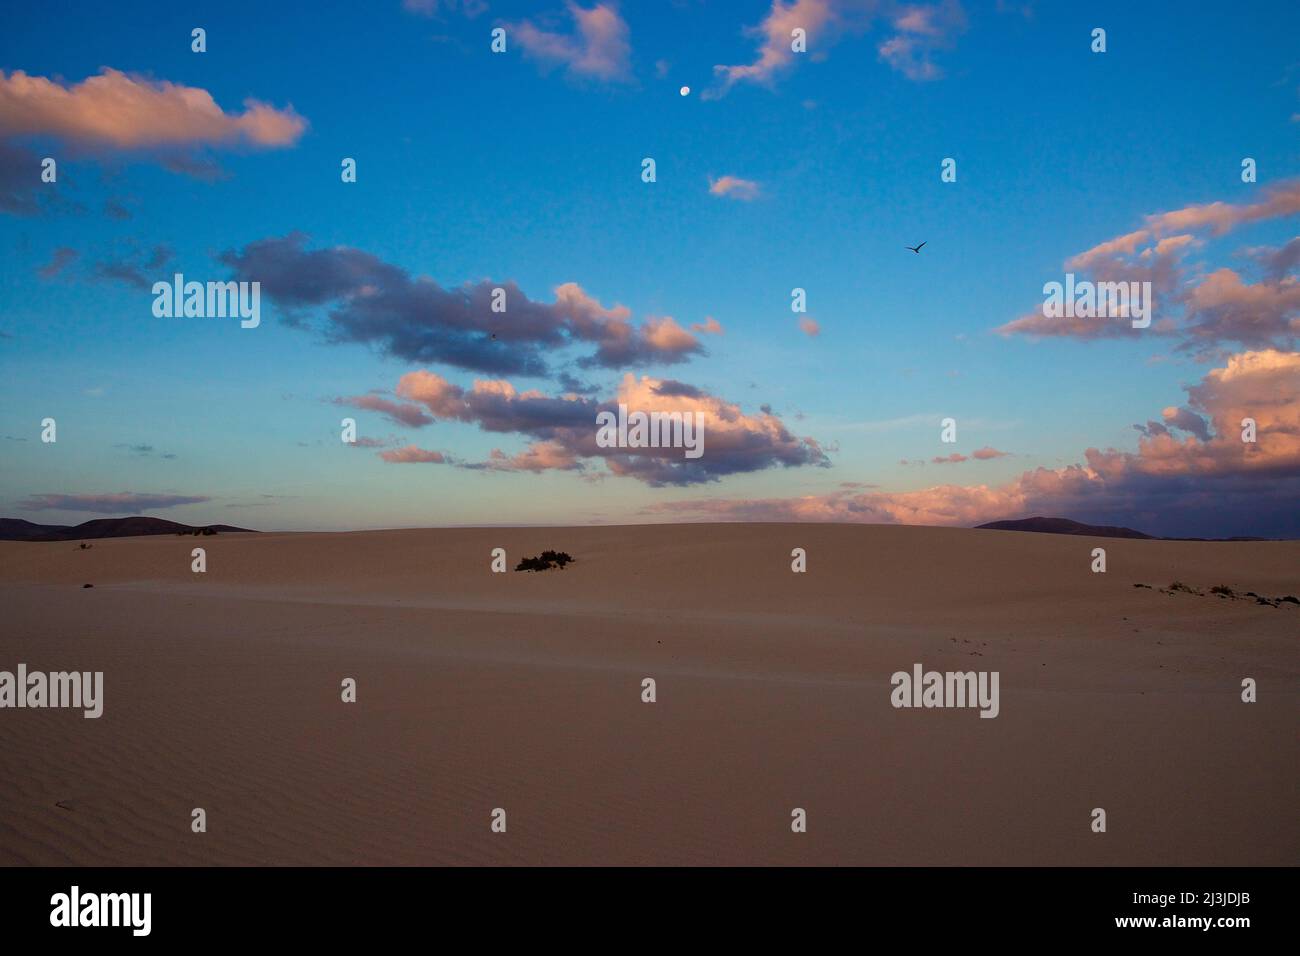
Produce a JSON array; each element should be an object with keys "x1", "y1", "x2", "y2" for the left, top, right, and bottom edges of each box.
[{"x1": 0, "y1": 523, "x2": 1295, "y2": 866}]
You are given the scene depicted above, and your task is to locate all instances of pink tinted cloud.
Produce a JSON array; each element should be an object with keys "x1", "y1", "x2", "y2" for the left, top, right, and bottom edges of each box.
[
  {"x1": 222, "y1": 235, "x2": 710, "y2": 375},
  {"x1": 476, "y1": 441, "x2": 583, "y2": 473},
  {"x1": 550, "y1": 281, "x2": 706, "y2": 366},
  {"x1": 709, "y1": 0, "x2": 836, "y2": 95},
  {"x1": 997, "y1": 230, "x2": 1193, "y2": 341},
  {"x1": 512, "y1": 3, "x2": 632, "y2": 82},
  {"x1": 388, "y1": 369, "x2": 829, "y2": 485},
  {"x1": 997, "y1": 181, "x2": 1300, "y2": 350},
  {"x1": 1065, "y1": 228, "x2": 1151, "y2": 271},
  {"x1": 641, "y1": 316, "x2": 698, "y2": 352},
  {"x1": 1180, "y1": 267, "x2": 1300, "y2": 350},
  {"x1": 709, "y1": 175, "x2": 761, "y2": 200},
  {"x1": 334, "y1": 394, "x2": 435, "y2": 428},
  {"x1": 709, "y1": 0, "x2": 966, "y2": 96},
  {"x1": 0, "y1": 68, "x2": 306, "y2": 149},
  {"x1": 877, "y1": 1, "x2": 967, "y2": 81},
  {"x1": 1061, "y1": 180, "x2": 1300, "y2": 276},
  {"x1": 1145, "y1": 180, "x2": 1300, "y2": 237},
  {"x1": 647, "y1": 350, "x2": 1300, "y2": 535},
  {"x1": 378, "y1": 445, "x2": 447, "y2": 464}
]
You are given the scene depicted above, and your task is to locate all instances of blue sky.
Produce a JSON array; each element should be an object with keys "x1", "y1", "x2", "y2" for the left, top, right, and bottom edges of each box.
[{"x1": 2, "y1": 1, "x2": 1298, "y2": 535}]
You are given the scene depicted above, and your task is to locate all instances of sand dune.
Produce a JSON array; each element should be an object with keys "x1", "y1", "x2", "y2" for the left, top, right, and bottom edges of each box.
[{"x1": 0, "y1": 523, "x2": 1295, "y2": 865}]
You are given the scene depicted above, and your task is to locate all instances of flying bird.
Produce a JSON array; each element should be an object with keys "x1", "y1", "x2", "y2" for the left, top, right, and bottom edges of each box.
[{"x1": 906, "y1": 241, "x2": 927, "y2": 254}]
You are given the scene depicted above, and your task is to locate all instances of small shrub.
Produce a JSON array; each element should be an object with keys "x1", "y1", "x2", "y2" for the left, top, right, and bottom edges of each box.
[{"x1": 514, "y1": 550, "x2": 576, "y2": 572}]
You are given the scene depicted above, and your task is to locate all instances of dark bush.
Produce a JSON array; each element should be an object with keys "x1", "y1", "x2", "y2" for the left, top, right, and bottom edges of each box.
[{"x1": 514, "y1": 550, "x2": 576, "y2": 572}]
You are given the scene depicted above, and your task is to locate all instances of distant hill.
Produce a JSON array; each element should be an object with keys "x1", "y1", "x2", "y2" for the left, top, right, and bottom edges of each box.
[
  {"x1": 975, "y1": 516, "x2": 1154, "y2": 539},
  {"x1": 0, "y1": 517, "x2": 256, "y2": 542},
  {"x1": 974, "y1": 516, "x2": 1275, "y2": 541}
]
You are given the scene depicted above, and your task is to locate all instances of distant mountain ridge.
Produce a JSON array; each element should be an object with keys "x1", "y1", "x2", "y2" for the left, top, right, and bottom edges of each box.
[
  {"x1": 975, "y1": 516, "x2": 1273, "y2": 541},
  {"x1": 0, "y1": 517, "x2": 256, "y2": 542},
  {"x1": 975, "y1": 516, "x2": 1154, "y2": 539},
  {"x1": 1, "y1": 514, "x2": 1273, "y2": 542}
]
